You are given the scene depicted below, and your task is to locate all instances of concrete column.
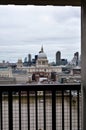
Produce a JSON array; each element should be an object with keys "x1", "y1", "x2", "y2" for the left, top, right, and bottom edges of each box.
[{"x1": 81, "y1": 1, "x2": 86, "y2": 130}]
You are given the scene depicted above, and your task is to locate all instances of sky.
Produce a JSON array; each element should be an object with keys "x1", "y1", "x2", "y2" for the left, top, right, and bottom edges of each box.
[{"x1": 0, "y1": 5, "x2": 81, "y2": 63}]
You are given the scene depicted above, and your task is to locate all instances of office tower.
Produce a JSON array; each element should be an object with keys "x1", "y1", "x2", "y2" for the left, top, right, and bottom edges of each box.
[
  {"x1": 24, "y1": 57, "x2": 27, "y2": 63},
  {"x1": 35, "y1": 55, "x2": 38, "y2": 61},
  {"x1": 74, "y1": 52, "x2": 79, "y2": 66},
  {"x1": 28, "y1": 54, "x2": 31, "y2": 63},
  {"x1": 74, "y1": 52, "x2": 79, "y2": 61},
  {"x1": 56, "y1": 51, "x2": 61, "y2": 65},
  {"x1": 35, "y1": 55, "x2": 38, "y2": 62},
  {"x1": 60, "y1": 59, "x2": 68, "y2": 65}
]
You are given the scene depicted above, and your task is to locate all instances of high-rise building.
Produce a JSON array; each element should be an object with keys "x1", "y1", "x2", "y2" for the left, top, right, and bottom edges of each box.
[
  {"x1": 35, "y1": 55, "x2": 38, "y2": 61},
  {"x1": 24, "y1": 57, "x2": 27, "y2": 63},
  {"x1": 74, "y1": 52, "x2": 79, "y2": 66},
  {"x1": 28, "y1": 54, "x2": 31, "y2": 63},
  {"x1": 74, "y1": 52, "x2": 79, "y2": 60},
  {"x1": 60, "y1": 59, "x2": 68, "y2": 65},
  {"x1": 56, "y1": 51, "x2": 61, "y2": 65}
]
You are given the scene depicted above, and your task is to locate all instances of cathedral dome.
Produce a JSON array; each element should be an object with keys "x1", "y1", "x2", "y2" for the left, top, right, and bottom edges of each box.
[
  {"x1": 38, "y1": 52, "x2": 47, "y2": 59},
  {"x1": 38, "y1": 46, "x2": 47, "y2": 59}
]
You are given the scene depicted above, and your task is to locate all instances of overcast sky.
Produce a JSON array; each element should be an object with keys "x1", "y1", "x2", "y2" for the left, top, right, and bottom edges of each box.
[{"x1": 0, "y1": 5, "x2": 81, "y2": 63}]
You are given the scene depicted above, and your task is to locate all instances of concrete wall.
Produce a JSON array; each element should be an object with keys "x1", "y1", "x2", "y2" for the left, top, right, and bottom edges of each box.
[{"x1": 0, "y1": 0, "x2": 81, "y2": 6}]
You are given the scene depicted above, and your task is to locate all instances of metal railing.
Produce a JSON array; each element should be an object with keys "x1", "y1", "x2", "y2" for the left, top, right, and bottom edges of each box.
[{"x1": 0, "y1": 84, "x2": 81, "y2": 130}]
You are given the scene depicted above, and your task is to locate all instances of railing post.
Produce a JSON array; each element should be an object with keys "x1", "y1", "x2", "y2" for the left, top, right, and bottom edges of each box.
[
  {"x1": 0, "y1": 91, "x2": 2, "y2": 130},
  {"x1": 35, "y1": 91, "x2": 38, "y2": 130},
  {"x1": 62, "y1": 90, "x2": 64, "y2": 130},
  {"x1": 70, "y1": 90, "x2": 72, "y2": 130},
  {"x1": 19, "y1": 91, "x2": 21, "y2": 130},
  {"x1": 77, "y1": 90, "x2": 80, "y2": 130},
  {"x1": 27, "y1": 91, "x2": 30, "y2": 130},
  {"x1": 52, "y1": 90, "x2": 56, "y2": 130},
  {"x1": 8, "y1": 91, "x2": 13, "y2": 130},
  {"x1": 43, "y1": 91, "x2": 46, "y2": 130}
]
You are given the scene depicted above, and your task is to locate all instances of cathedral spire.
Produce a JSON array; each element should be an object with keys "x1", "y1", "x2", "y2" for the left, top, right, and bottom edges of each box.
[{"x1": 41, "y1": 45, "x2": 44, "y2": 52}]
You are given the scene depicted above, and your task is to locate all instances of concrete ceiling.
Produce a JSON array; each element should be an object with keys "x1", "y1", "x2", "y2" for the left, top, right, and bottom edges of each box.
[{"x1": 0, "y1": 0, "x2": 81, "y2": 6}]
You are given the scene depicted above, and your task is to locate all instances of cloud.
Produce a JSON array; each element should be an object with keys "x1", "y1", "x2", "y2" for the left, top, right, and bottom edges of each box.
[{"x1": 0, "y1": 5, "x2": 81, "y2": 62}]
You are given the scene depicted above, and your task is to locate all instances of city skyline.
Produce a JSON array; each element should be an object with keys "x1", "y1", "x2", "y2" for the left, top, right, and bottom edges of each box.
[{"x1": 0, "y1": 5, "x2": 81, "y2": 63}]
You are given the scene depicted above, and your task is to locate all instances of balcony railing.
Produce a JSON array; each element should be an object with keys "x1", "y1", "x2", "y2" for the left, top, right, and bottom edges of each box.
[{"x1": 0, "y1": 84, "x2": 81, "y2": 130}]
